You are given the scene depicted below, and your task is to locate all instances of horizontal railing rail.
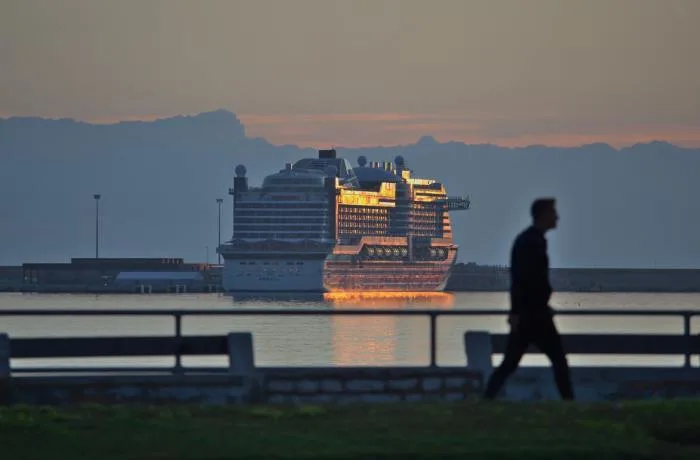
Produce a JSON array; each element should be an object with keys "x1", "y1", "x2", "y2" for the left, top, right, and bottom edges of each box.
[
  {"x1": 1, "y1": 308, "x2": 698, "y2": 371},
  {"x1": 490, "y1": 333, "x2": 700, "y2": 355},
  {"x1": 9, "y1": 336, "x2": 229, "y2": 359}
]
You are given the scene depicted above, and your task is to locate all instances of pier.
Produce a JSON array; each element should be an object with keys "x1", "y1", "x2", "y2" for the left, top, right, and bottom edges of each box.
[{"x1": 1, "y1": 308, "x2": 699, "y2": 405}]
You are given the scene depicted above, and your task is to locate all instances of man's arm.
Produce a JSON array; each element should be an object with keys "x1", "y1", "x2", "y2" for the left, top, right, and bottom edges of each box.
[
  {"x1": 509, "y1": 236, "x2": 530, "y2": 315},
  {"x1": 527, "y1": 236, "x2": 551, "y2": 307}
]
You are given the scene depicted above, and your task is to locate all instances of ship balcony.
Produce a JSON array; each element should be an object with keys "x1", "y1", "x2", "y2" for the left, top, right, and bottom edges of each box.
[{"x1": 440, "y1": 195, "x2": 471, "y2": 211}]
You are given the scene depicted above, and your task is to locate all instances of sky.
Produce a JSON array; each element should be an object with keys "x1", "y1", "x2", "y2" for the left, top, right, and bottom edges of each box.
[{"x1": 1, "y1": 0, "x2": 699, "y2": 148}]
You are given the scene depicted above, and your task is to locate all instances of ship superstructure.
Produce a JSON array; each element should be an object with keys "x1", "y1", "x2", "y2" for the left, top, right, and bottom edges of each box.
[{"x1": 217, "y1": 149, "x2": 469, "y2": 292}]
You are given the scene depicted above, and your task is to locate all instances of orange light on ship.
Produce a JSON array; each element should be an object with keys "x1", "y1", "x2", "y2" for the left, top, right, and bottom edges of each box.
[{"x1": 324, "y1": 291, "x2": 455, "y2": 308}]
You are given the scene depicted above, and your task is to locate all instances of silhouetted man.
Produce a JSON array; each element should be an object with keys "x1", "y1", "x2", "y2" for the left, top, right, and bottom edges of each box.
[{"x1": 483, "y1": 198, "x2": 574, "y2": 400}]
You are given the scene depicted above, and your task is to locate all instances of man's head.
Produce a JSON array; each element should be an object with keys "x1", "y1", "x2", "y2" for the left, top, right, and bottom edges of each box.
[{"x1": 530, "y1": 198, "x2": 558, "y2": 231}]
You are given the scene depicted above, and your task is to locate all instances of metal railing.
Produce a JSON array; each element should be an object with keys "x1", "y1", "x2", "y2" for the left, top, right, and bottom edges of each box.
[{"x1": 1, "y1": 308, "x2": 698, "y2": 371}]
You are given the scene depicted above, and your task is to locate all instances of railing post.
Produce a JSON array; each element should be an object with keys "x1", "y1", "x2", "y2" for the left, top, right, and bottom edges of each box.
[
  {"x1": 429, "y1": 313, "x2": 437, "y2": 368},
  {"x1": 683, "y1": 313, "x2": 692, "y2": 368},
  {"x1": 464, "y1": 331, "x2": 493, "y2": 376},
  {"x1": 228, "y1": 332, "x2": 255, "y2": 374},
  {"x1": 174, "y1": 313, "x2": 183, "y2": 374},
  {"x1": 0, "y1": 333, "x2": 9, "y2": 379}
]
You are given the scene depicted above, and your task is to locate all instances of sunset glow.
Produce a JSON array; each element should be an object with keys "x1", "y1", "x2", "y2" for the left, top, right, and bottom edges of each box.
[
  {"x1": 3, "y1": 110, "x2": 697, "y2": 149},
  {"x1": 4, "y1": 1, "x2": 699, "y2": 151},
  {"x1": 239, "y1": 113, "x2": 700, "y2": 149}
]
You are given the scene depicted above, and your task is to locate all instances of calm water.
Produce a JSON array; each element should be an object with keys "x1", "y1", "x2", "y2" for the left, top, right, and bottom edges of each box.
[{"x1": 1, "y1": 291, "x2": 699, "y2": 369}]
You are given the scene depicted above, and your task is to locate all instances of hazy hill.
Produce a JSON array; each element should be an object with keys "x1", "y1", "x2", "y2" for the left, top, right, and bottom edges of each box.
[{"x1": 1, "y1": 110, "x2": 697, "y2": 268}]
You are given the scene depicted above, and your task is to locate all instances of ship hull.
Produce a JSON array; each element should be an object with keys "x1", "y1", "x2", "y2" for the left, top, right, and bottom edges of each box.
[
  {"x1": 323, "y1": 261, "x2": 452, "y2": 292},
  {"x1": 221, "y1": 258, "x2": 325, "y2": 292},
  {"x1": 221, "y1": 257, "x2": 454, "y2": 293}
]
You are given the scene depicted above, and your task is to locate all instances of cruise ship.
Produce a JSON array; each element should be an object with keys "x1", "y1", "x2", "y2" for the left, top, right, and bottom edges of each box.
[{"x1": 217, "y1": 149, "x2": 470, "y2": 292}]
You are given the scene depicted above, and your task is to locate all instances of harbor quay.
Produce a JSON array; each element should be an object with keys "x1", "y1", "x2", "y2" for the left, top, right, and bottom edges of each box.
[
  {"x1": 1, "y1": 308, "x2": 700, "y2": 405},
  {"x1": 5, "y1": 262, "x2": 700, "y2": 293}
]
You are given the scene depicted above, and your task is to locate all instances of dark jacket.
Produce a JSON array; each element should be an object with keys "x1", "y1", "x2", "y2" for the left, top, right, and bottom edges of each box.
[{"x1": 509, "y1": 225, "x2": 553, "y2": 316}]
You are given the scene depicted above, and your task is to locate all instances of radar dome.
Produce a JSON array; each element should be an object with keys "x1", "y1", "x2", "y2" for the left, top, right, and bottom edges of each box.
[
  {"x1": 357, "y1": 156, "x2": 367, "y2": 167},
  {"x1": 394, "y1": 155, "x2": 406, "y2": 169},
  {"x1": 324, "y1": 165, "x2": 338, "y2": 177},
  {"x1": 235, "y1": 164, "x2": 247, "y2": 177}
]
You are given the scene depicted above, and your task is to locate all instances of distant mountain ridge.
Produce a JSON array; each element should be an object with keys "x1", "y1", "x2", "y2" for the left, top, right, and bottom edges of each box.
[
  {"x1": 1, "y1": 110, "x2": 698, "y2": 268},
  {"x1": 2, "y1": 110, "x2": 692, "y2": 152}
]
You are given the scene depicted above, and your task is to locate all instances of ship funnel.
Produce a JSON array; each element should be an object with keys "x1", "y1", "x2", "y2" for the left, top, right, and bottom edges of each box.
[
  {"x1": 324, "y1": 165, "x2": 338, "y2": 177},
  {"x1": 285, "y1": 162, "x2": 293, "y2": 171},
  {"x1": 233, "y1": 164, "x2": 248, "y2": 194},
  {"x1": 319, "y1": 149, "x2": 337, "y2": 159}
]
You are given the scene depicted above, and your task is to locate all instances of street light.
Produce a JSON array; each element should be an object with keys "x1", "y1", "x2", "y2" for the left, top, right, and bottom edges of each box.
[
  {"x1": 93, "y1": 194, "x2": 101, "y2": 259},
  {"x1": 216, "y1": 198, "x2": 223, "y2": 265}
]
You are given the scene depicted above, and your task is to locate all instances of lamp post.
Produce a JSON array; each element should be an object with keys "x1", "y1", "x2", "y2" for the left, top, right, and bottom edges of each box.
[
  {"x1": 93, "y1": 194, "x2": 101, "y2": 258},
  {"x1": 216, "y1": 198, "x2": 223, "y2": 265}
]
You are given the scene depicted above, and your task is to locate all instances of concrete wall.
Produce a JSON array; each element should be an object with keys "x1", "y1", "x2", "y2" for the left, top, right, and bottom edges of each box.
[
  {"x1": 447, "y1": 266, "x2": 700, "y2": 292},
  {"x1": 260, "y1": 368, "x2": 482, "y2": 404},
  {"x1": 3, "y1": 366, "x2": 700, "y2": 405},
  {"x1": 0, "y1": 374, "x2": 256, "y2": 405}
]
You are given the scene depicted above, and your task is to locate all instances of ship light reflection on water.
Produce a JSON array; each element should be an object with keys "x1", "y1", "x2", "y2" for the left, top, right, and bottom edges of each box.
[
  {"x1": 324, "y1": 291, "x2": 455, "y2": 366},
  {"x1": 323, "y1": 291, "x2": 455, "y2": 308}
]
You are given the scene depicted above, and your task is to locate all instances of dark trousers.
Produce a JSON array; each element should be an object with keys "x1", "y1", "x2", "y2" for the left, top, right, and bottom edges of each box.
[{"x1": 483, "y1": 314, "x2": 574, "y2": 400}]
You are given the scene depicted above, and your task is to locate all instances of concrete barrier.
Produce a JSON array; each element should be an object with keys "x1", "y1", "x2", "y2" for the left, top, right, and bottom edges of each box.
[
  {"x1": 0, "y1": 333, "x2": 9, "y2": 379},
  {"x1": 464, "y1": 331, "x2": 493, "y2": 376},
  {"x1": 228, "y1": 332, "x2": 255, "y2": 374}
]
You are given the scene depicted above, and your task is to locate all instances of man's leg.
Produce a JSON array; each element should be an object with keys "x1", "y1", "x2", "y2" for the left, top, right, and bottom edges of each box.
[
  {"x1": 483, "y1": 324, "x2": 529, "y2": 400},
  {"x1": 534, "y1": 317, "x2": 575, "y2": 400}
]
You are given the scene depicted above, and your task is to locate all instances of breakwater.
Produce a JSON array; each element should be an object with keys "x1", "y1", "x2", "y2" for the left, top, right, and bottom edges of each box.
[
  {"x1": 446, "y1": 264, "x2": 700, "y2": 292},
  {"x1": 0, "y1": 260, "x2": 700, "y2": 294}
]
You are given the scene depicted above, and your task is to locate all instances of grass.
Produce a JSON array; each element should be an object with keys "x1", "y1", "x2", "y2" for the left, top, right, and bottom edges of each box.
[{"x1": 0, "y1": 400, "x2": 699, "y2": 459}]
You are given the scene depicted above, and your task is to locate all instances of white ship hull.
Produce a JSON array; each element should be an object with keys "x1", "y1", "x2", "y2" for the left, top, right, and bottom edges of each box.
[{"x1": 222, "y1": 258, "x2": 325, "y2": 292}]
